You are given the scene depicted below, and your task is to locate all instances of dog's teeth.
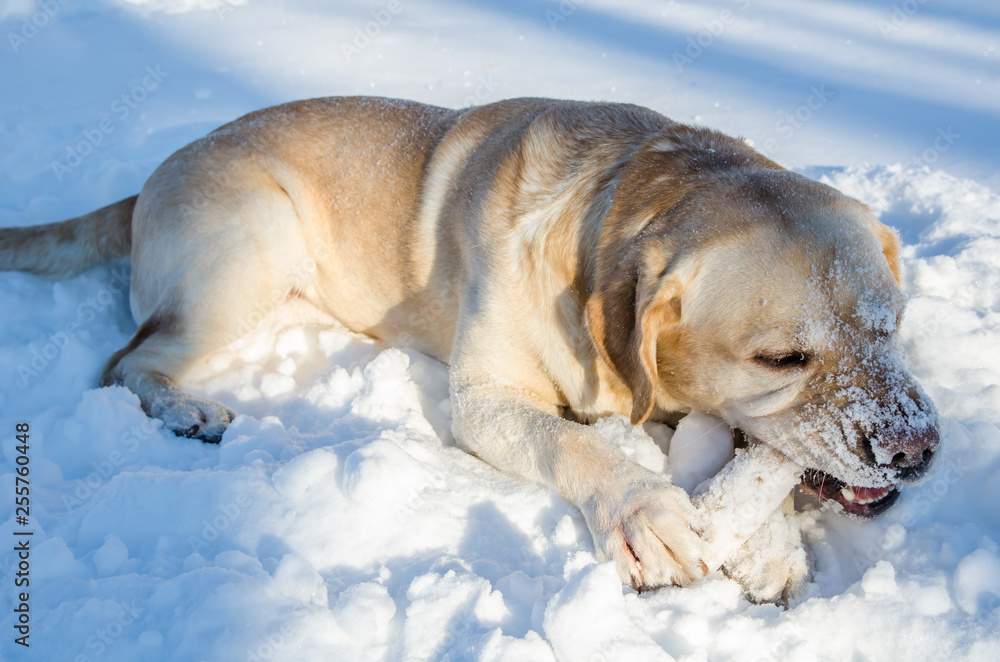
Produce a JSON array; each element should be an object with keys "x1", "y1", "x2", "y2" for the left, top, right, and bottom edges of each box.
[{"x1": 840, "y1": 487, "x2": 856, "y2": 502}]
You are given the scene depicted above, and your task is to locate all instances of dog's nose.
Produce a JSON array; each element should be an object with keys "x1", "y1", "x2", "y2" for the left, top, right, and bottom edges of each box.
[
  {"x1": 890, "y1": 447, "x2": 934, "y2": 480},
  {"x1": 880, "y1": 426, "x2": 939, "y2": 481}
]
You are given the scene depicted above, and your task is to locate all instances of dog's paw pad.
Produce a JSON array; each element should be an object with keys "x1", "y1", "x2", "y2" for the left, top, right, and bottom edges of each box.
[{"x1": 158, "y1": 397, "x2": 235, "y2": 444}]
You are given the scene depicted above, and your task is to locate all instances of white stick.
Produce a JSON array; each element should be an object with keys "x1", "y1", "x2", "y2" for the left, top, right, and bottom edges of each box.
[{"x1": 692, "y1": 442, "x2": 803, "y2": 572}]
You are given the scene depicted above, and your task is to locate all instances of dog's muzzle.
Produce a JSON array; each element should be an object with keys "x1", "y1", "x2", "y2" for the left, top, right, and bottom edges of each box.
[{"x1": 801, "y1": 422, "x2": 938, "y2": 518}]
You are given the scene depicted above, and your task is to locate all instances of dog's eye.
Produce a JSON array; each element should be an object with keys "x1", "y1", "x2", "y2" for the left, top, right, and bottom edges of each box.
[{"x1": 753, "y1": 352, "x2": 811, "y2": 369}]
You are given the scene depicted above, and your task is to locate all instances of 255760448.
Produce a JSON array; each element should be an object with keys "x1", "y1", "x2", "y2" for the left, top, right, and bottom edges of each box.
[{"x1": 13, "y1": 421, "x2": 32, "y2": 648}]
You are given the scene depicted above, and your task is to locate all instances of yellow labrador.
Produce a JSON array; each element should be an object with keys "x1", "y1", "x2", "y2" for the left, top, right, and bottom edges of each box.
[{"x1": 0, "y1": 96, "x2": 939, "y2": 598}]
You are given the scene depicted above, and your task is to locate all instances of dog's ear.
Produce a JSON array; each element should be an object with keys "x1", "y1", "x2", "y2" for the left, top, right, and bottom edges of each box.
[
  {"x1": 870, "y1": 218, "x2": 902, "y2": 286},
  {"x1": 587, "y1": 240, "x2": 683, "y2": 425}
]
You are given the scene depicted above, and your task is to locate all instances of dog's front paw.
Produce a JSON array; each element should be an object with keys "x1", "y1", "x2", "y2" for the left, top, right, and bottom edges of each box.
[
  {"x1": 721, "y1": 499, "x2": 809, "y2": 604},
  {"x1": 585, "y1": 473, "x2": 707, "y2": 591}
]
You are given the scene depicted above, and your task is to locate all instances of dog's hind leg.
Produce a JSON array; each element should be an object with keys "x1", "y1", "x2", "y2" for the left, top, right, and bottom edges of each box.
[
  {"x1": 99, "y1": 312, "x2": 239, "y2": 442},
  {"x1": 101, "y1": 168, "x2": 316, "y2": 443}
]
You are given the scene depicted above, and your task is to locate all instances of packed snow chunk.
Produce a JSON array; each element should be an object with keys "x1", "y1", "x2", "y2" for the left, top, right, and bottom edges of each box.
[
  {"x1": 669, "y1": 411, "x2": 736, "y2": 494},
  {"x1": 93, "y1": 534, "x2": 130, "y2": 577},
  {"x1": 879, "y1": 523, "x2": 907, "y2": 552},
  {"x1": 74, "y1": 469, "x2": 259, "y2": 560},
  {"x1": 218, "y1": 415, "x2": 293, "y2": 468},
  {"x1": 33, "y1": 536, "x2": 86, "y2": 582},
  {"x1": 496, "y1": 571, "x2": 545, "y2": 606},
  {"x1": 861, "y1": 561, "x2": 897, "y2": 597},
  {"x1": 275, "y1": 326, "x2": 311, "y2": 358},
  {"x1": 552, "y1": 515, "x2": 580, "y2": 547},
  {"x1": 304, "y1": 366, "x2": 361, "y2": 415},
  {"x1": 595, "y1": 414, "x2": 669, "y2": 473},
  {"x1": 478, "y1": 628, "x2": 556, "y2": 662},
  {"x1": 332, "y1": 582, "x2": 397, "y2": 653},
  {"x1": 643, "y1": 420, "x2": 675, "y2": 453},
  {"x1": 49, "y1": 386, "x2": 158, "y2": 480},
  {"x1": 216, "y1": 414, "x2": 263, "y2": 464},
  {"x1": 256, "y1": 610, "x2": 350, "y2": 662},
  {"x1": 341, "y1": 429, "x2": 443, "y2": 510},
  {"x1": 272, "y1": 553, "x2": 328, "y2": 607},
  {"x1": 401, "y1": 570, "x2": 510, "y2": 661},
  {"x1": 316, "y1": 326, "x2": 379, "y2": 361},
  {"x1": 953, "y1": 547, "x2": 1000, "y2": 615},
  {"x1": 68, "y1": 596, "x2": 147, "y2": 653},
  {"x1": 350, "y1": 348, "x2": 432, "y2": 432},
  {"x1": 277, "y1": 357, "x2": 297, "y2": 376},
  {"x1": 543, "y1": 562, "x2": 671, "y2": 661},
  {"x1": 913, "y1": 581, "x2": 953, "y2": 617},
  {"x1": 259, "y1": 372, "x2": 297, "y2": 398},
  {"x1": 271, "y1": 447, "x2": 340, "y2": 501},
  {"x1": 214, "y1": 549, "x2": 266, "y2": 576}
]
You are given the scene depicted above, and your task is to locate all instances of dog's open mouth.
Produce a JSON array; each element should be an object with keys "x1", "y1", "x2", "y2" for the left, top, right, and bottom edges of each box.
[{"x1": 799, "y1": 469, "x2": 900, "y2": 518}]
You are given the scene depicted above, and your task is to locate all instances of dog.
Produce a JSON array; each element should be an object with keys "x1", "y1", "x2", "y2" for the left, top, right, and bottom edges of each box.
[{"x1": 0, "y1": 96, "x2": 939, "y2": 599}]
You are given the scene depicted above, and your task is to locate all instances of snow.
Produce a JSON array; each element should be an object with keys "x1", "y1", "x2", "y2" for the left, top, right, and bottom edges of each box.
[
  {"x1": 2, "y1": 0, "x2": 1000, "y2": 660},
  {"x1": 666, "y1": 411, "x2": 735, "y2": 495}
]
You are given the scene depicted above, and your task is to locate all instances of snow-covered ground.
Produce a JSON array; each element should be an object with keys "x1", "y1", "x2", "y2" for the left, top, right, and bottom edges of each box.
[{"x1": 1, "y1": 1, "x2": 999, "y2": 660}]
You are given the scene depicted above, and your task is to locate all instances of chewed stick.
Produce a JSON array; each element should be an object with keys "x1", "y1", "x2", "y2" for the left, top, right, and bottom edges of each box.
[{"x1": 692, "y1": 441, "x2": 803, "y2": 571}]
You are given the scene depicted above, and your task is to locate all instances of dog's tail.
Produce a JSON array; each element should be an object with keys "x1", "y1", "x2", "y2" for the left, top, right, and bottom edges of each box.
[{"x1": 0, "y1": 195, "x2": 137, "y2": 279}]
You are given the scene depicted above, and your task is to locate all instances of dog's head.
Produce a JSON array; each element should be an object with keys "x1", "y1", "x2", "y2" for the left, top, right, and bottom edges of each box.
[{"x1": 588, "y1": 165, "x2": 938, "y2": 518}]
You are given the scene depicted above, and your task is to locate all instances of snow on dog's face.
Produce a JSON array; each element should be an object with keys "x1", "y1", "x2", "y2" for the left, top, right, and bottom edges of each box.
[
  {"x1": 699, "y1": 242, "x2": 938, "y2": 516},
  {"x1": 637, "y1": 172, "x2": 939, "y2": 518}
]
